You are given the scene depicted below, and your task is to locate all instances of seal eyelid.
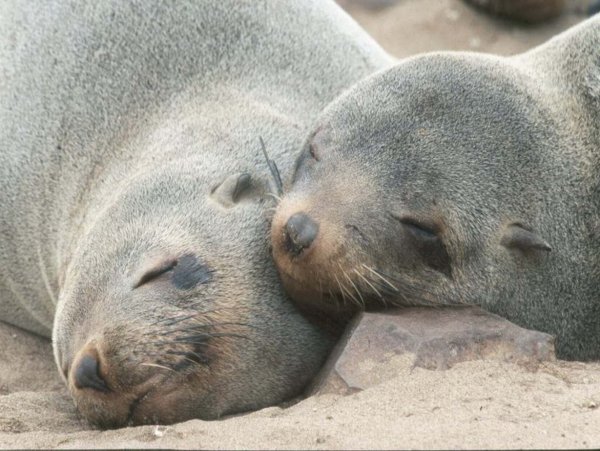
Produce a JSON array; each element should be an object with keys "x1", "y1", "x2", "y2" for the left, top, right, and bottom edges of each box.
[
  {"x1": 391, "y1": 213, "x2": 438, "y2": 239},
  {"x1": 133, "y1": 258, "x2": 178, "y2": 289}
]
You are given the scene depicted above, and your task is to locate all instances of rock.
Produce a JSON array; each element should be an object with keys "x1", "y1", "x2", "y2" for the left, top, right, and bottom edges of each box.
[
  {"x1": 308, "y1": 306, "x2": 556, "y2": 396},
  {"x1": 463, "y1": 0, "x2": 566, "y2": 23}
]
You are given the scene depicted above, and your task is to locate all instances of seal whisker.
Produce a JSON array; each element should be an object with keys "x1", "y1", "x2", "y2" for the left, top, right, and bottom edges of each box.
[
  {"x1": 326, "y1": 288, "x2": 341, "y2": 310},
  {"x1": 332, "y1": 274, "x2": 348, "y2": 307},
  {"x1": 306, "y1": 264, "x2": 436, "y2": 309},
  {"x1": 354, "y1": 268, "x2": 384, "y2": 300},
  {"x1": 334, "y1": 273, "x2": 360, "y2": 307},
  {"x1": 166, "y1": 353, "x2": 210, "y2": 369},
  {"x1": 157, "y1": 322, "x2": 257, "y2": 337},
  {"x1": 341, "y1": 265, "x2": 365, "y2": 308},
  {"x1": 367, "y1": 278, "x2": 400, "y2": 299},
  {"x1": 361, "y1": 264, "x2": 399, "y2": 292},
  {"x1": 374, "y1": 269, "x2": 439, "y2": 298},
  {"x1": 175, "y1": 332, "x2": 251, "y2": 341},
  {"x1": 265, "y1": 193, "x2": 282, "y2": 202},
  {"x1": 188, "y1": 305, "x2": 254, "y2": 317},
  {"x1": 140, "y1": 362, "x2": 176, "y2": 373},
  {"x1": 37, "y1": 246, "x2": 57, "y2": 305},
  {"x1": 149, "y1": 305, "x2": 257, "y2": 329},
  {"x1": 149, "y1": 313, "x2": 199, "y2": 328},
  {"x1": 260, "y1": 136, "x2": 284, "y2": 197}
]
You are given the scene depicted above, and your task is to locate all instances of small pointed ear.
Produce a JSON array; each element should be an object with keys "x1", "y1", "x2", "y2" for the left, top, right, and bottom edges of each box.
[
  {"x1": 500, "y1": 224, "x2": 551, "y2": 252},
  {"x1": 210, "y1": 173, "x2": 253, "y2": 208},
  {"x1": 521, "y1": 16, "x2": 599, "y2": 104}
]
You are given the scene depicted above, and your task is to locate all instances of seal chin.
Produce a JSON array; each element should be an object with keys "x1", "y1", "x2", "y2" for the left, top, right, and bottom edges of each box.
[{"x1": 70, "y1": 371, "x2": 168, "y2": 428}]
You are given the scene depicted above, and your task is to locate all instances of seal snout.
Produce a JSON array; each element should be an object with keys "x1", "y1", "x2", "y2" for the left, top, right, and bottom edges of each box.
[
  {"x1": 284, "y1": 212, "x2": 319, "y2": 256},
  {"x1": 73, "y1": 351, "x2": 110, "y2": 393},
  {"x1": 68, "y1": 339, "x2": 169, "y2": 427}
]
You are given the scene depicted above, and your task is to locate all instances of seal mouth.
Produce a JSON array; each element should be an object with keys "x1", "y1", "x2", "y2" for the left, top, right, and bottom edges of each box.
[
  {"x1": 124, "y1": 371, "x2": 217, "y2": 426},
  {"x1": 123, "y1": 371, "x2": 186, "y2": 426},
  {"x1": 277, "y1": 255, "x2": 445, "y2": 317},
  {"x1": 125, "y1": 389, "x2": 152, "y2": 426},
  {"x1": 125, "y1": 380, "x2": 167, "y2": 426},
  {"x1": 277, "y1": 265, "x2": 364, "y2": 316}
]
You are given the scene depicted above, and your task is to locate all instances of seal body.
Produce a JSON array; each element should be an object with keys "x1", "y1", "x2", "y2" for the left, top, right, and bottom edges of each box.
[
  {"x1": 272, "y1": 16, "x2": 600, "y2": 360},
  {"x1": 0, "y1": 0, "x2": 391, "y2": 426}
]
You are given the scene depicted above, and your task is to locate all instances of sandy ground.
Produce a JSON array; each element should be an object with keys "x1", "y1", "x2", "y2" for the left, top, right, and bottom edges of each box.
[
  {"x1": 339, "y1": 0, "x2": 585, "y2": 58},
  {"x1": 1, "y1": 1, "x2": 598, "y2": 449}
]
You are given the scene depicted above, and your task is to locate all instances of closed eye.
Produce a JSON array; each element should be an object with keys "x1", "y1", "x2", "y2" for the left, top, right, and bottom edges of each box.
[
  {"x1": 309, "y1": 143, "x2": 320, "y2": 161},
  {"x1": 391, "y1": 214, "x2": 438, "y2": 239},
  {"x1": 133, "y1": 258, "x2": 178, "y2": 289},
  {"x1": 390, "y1": 212, "x2": 452, "y2": 277}
]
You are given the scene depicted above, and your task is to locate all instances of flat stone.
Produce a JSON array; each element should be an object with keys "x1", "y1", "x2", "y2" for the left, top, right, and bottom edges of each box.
[
  {"x1": 337, "y1": 0, "x2": 402, "y2": 11},
  {"x1": 308, "y1": 306, "x2": 556, "y2": 396}
]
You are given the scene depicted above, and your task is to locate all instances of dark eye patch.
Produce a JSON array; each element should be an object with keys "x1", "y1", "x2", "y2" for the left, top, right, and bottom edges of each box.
[
  {"x1": 172, "y1": 253, "x2": 213, "y2": 290},
  {"x1": 391, "y1": 213, "x2": 452, "y2": 278}
]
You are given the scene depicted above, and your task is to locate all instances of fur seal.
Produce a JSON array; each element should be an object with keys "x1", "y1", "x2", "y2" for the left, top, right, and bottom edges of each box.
[
  {"x1": 0, "y1": 0, "x2": 391, "y2": 427},
  {"x1": 464, "y1": 0, "x2": 600, "y2": 22},
  {"x1": 271, "y1": 16, "x2": 600, "y2": 361}
]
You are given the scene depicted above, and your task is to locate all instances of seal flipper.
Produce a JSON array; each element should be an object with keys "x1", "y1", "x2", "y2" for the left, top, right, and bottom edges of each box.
[{"x1": 500, "y1": 224, "x2": 552, "y2": 252}]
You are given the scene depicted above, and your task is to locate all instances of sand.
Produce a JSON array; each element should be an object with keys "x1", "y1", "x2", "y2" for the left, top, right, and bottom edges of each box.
[{"x1": 1, "y1": 1, "x2": 597, "y2": 449}]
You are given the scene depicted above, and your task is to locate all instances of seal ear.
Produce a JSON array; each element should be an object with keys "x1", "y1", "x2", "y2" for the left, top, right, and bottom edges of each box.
[
  {"x1": 521, "y1": 16, "x2": 600, "y2": 103},
  {"x1": 210, "y1": 173, "x2": 253, "y2": 208},
  {"x1": 500, "y1": 224, "x2": 551, "y2": 252}
]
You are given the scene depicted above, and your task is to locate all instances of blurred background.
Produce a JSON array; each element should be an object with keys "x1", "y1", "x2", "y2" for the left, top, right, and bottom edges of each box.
[{"x1": 337, "y1": 0, "x2": 598, "y2": 57}]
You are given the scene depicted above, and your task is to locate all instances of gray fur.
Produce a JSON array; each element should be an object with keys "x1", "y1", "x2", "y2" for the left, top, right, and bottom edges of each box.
[
  {"x1": 272, "y1": 16, "x2": 600, "y2": 361},
  {"x1": 0, "y1": 0, "x2": 391, "y2": 426}
]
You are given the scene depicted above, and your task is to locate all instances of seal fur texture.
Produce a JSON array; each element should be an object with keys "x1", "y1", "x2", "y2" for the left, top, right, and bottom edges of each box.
[
  {"x1": 271, "y1": 16, "x2": 600, "y2": 361},
  {"x1": 0, "y1": 0, "x2": 392, "y2": 427}
]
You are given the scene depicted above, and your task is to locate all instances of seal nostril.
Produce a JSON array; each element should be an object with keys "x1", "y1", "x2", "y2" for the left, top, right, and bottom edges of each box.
[
  {"x1": 73, "y1": 353, "x2": 110, "y2": 393},
  {"x1": 284, "y1": 212, "x2": 319, "y2": 256}
]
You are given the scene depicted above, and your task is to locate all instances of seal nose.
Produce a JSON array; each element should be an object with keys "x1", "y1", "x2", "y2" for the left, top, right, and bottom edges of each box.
[
  {"x1": 73, "y1": 350, "x2": 110, "y2": 392},
  {"x1": 284, "y1": 212, "x2": 319, "y2": 256}
]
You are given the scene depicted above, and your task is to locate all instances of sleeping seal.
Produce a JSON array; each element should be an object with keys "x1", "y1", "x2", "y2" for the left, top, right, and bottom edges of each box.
[
  {"x1": 271, "y1": 16, "x2": 600, "y2": 360},
  {"x1": 0, "y1": 0, "x2": 391, "y2": 427}
]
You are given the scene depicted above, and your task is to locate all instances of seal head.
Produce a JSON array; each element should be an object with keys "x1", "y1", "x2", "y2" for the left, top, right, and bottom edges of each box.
[
  {"x1": 272, "y1": 17, "x2": 600, "y2": 360},
  {"x1": 53, "y1": 139, "x2": 333, "y2": 428}
]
